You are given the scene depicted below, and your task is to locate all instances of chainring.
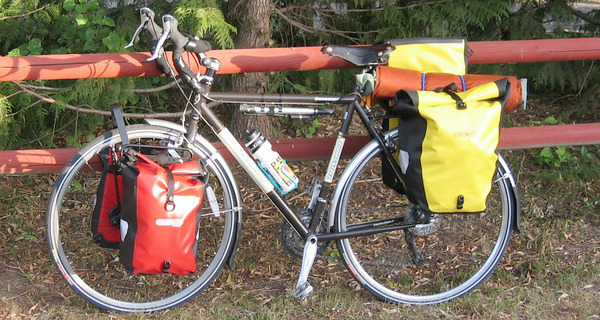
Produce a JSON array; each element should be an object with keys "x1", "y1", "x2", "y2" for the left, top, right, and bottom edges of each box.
[{"x1": 280, "y1": 209, "x2": 329, "y2": 259}]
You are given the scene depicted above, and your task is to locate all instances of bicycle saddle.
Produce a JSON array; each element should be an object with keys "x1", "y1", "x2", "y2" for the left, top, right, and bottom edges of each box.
[{"x1": 322, "y1": 43, "x2": 395, "y2": 66}]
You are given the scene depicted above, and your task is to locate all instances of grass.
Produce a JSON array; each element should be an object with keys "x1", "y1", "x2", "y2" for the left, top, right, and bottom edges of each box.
[{"x1": 1, "y1": 145, "x2": 599, "y2": 319}]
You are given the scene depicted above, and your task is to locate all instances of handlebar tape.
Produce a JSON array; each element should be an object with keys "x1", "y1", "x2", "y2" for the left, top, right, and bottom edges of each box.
[
  {"x1": 167, "y1": 25, "x2": 211, "y2": 81},
  {"x1": 145, "y1": 13, "x2": 213, "y2": 79}
]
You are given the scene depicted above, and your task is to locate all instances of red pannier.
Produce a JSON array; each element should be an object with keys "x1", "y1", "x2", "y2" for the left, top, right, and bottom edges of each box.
[
  {"x1": 119, "y1": 152, "x2": 206, "y2": 275},
  {"x1": 91, "y1": 147, "x2": 122, "y2": 248}
]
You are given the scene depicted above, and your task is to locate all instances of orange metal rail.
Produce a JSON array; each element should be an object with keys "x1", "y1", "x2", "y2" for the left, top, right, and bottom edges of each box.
[
  {"x1": 2, "y1": 124, "x2": 600, "y2": 174},
  {"x1": 2, "y1": 38, "x2": 600, "y2": 81}
]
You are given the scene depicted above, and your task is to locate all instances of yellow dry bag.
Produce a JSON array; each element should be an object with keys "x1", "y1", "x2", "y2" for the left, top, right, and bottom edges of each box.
[{"x1": 387, "y1": 38, "x2": 468, "y2": 75}]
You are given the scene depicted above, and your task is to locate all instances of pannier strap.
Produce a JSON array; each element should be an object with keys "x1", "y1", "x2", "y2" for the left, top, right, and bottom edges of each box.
[
  {"x1": 423, "y1": 74, "x2": 466, "y2": 91},
  {"x1": 165, "y1": 167, "x2": 175, "y2": 211},
  {"x1": 111, "y1": 104, "x2": 129, "y2": 145},
  {"x1": 436, "y1": 83, "x2": 466, "y2": 110}
]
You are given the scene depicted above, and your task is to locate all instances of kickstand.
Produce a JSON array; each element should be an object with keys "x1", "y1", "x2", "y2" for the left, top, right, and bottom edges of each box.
[
  {"x1": 292, "y1": 234, "x2": 318, "y2": 300},
  {"x1": 404, "y1": 229, "x2": 426, "y2": 266}
]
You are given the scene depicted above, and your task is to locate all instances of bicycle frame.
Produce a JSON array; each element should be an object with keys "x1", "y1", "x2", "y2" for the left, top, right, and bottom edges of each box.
[
  {"x1": 168, "y1": 86, "x2": 415, "y2": 244},
  {"x1": 126, "y1": 7, "x2": 414, "y2": 243},
  {"x1": 134, "y1": 10, "x2": 433, "y2": 299}
]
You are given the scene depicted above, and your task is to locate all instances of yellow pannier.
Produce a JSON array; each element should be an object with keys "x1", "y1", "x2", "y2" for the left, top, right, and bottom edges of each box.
[{"x1": 391, "y1": 79, "x2": 510, "y2": 213}]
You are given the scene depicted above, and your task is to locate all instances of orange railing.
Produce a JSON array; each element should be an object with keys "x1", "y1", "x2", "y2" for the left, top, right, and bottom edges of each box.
[{"x1": 2, "y1": 38, "x2": 600, "y2": 174}]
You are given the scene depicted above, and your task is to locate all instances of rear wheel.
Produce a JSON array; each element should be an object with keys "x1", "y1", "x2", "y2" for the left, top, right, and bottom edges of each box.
[
  {"x1": 46, "y1": 124, "x2": 241, "y2": 312},
  {"x1": 333, "y1": 132, "x2": 516, "y2": 305}
]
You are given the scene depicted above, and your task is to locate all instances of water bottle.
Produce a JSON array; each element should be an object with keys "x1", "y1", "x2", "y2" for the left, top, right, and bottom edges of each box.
[{"x1": 243, "y1": 129, "x2": 299, "y2": 194}]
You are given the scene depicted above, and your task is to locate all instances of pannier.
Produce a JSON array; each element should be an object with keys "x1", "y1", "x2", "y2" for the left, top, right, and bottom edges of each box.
[
  {"x1": 372, "y1": 38, "x2": 523, "y2": 112},
  {"x1": 91, "y1": 147, "x2": 122, "y2": 248},
  {"x1": 119, "y1": 151, "x2": 207, "y2": 275},
  {"x1": 391, "y1": 79, "x2": 511, "y2": 213},
  {"x1": 386, "y1": 38, "x2": 468, "y2": 74},
  {"x1": 376, "y1": 39, "x2": 523, "y2": 213},
  {"x1": 91, "y1": 104, "x2": 207, "y2": 274}
]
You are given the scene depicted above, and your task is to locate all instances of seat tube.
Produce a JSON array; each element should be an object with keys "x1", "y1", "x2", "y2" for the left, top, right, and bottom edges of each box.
[
  {"x1": 324, "y1": 101, "x2": 356, "y2": 184},
  {"x1": 354, "y1": 100, "x2": 405, "y2": 191}
]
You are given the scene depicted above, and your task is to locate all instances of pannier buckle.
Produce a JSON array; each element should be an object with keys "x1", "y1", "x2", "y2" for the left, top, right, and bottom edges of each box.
[
  {"x1": 457, "y1": 195, "x2": 465, "y2": 209},
  {"x1": 165, "y1": 196, "x2": 176, "y2": 211}
]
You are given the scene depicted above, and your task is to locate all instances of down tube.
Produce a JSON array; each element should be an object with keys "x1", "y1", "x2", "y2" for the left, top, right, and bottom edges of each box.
[
  {"x1": 216, "y1": 127, "x2": 310, "y2": 237},
  {"x1": 216, "y1": 128, "x2": 275, "y2": 194}
]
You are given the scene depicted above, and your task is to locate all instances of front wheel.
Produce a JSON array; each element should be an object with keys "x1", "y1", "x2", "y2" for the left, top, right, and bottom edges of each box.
[
  {"x1": 332, "y1": 131, "x2": 516, "y2": 305},
  {"x1": 46, "y1": 124, "x2": 241, "y2": 312}
]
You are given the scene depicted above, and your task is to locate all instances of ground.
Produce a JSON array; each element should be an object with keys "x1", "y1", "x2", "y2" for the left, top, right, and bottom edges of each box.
[{"x1": 0, "y1": 99, "x2": 599, "y2": 319}]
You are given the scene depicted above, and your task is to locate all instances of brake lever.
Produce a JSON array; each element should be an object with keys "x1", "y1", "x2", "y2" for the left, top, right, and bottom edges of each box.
[
  {"x1": 148, "y1": 14, "x2": 174, "y2": 61},
  {"x1": 124, "y1": 7, "x2": 154, "y2": 48}
]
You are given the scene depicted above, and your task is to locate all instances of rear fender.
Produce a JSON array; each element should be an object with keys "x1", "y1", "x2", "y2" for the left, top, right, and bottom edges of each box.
[{"x1": 498, "y1": 154, "x2": 521, "y2": 233}]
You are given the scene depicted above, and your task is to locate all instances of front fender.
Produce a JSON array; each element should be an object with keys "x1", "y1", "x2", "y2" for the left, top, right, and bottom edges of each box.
[{"x1": 145, "y1": 119, "x2": 186, "y2": 133}]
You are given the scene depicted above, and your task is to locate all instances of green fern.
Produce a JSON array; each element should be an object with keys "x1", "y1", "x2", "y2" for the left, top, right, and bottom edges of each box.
[
  {"x1": 174, "y1": 0, "x2": 236, "y2": 49},
  {"x1": 268, "y1": 71, "x2": 310, "y2": 94},
  {"x1": 318, "y1": 69, "x2": 338, "y2": 95}
]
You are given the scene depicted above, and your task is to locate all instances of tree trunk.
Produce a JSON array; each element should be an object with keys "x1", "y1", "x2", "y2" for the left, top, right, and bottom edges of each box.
[{"x1": 228, "y1": 0, "x2": 272, "y2": 138}]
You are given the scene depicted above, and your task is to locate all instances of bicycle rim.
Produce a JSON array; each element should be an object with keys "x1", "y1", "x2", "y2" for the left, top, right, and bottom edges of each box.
[
  {"x1": 333, "y1": 135, "x2": 515, "y2": 305},
  {"x1": 46, "y1": 124, "x2": 240, "y2": 312}
]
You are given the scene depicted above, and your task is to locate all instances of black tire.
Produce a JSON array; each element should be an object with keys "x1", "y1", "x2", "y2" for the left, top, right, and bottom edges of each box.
[
  {"x1": 332, "y1": 132, "x2": 516, "y2": 305},
  {"x1": 46, "y1": 124, "x2": 241, "y2": 312}
]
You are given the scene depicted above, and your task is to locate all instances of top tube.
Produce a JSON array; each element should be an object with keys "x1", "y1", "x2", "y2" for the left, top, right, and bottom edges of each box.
[{"x1": 205, "y1": 92, "x2": 356, "y2": 106}]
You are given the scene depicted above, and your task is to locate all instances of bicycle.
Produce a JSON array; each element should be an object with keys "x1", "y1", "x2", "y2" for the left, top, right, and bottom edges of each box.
[{"x1": 46, "y1": 7, "x2": 520, "y2": 313}]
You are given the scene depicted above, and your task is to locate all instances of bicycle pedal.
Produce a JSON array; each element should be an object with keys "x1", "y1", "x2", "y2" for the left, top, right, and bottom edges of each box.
[{"x1": 292, "y1": 282, "x2": 314, "y2": 300}]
